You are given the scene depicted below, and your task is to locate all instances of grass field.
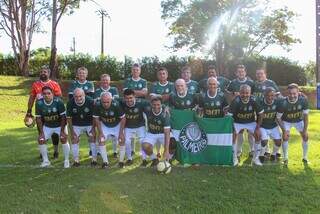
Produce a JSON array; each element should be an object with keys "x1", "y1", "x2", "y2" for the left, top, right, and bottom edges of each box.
[{"x1": 1, "y1": 75, "x2": 320, "y2": 213}]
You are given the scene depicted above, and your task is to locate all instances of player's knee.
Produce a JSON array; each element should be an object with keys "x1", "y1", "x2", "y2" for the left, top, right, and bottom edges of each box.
[{"x1": 142, "y1": 143, "x2": 153, "y2": 156}]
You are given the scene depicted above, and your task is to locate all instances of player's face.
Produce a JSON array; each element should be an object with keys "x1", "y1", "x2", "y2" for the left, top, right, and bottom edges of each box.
[
  {"x1": 208, "y1": 69, "x2": 217, "y2": 77},
  {"x1": 207, "y1": 79, "x2": 218, "y2": 92},
  {"x1": 74, "y1": 91, "x2": 85, "y2": 105},
  {"x1": 256, "y1": 70, "x2": 266, "y2": 82},
  {"x1": 151, "y1": 100, "x2": 162, "y2": 114},
  {"x1": 265, "y1": 91, "x2": 275, "y2": 104},
  {"x1": 132, "y1": 67, "x2": 141, "y2": 79},
  {"x1": 124, "y1": 94, "x2": 135, "y2": 106},
  {"x1": 288, "y1": 88, "x2": 299, "y2": 102},
  {"x1": 77, "y1": 70, "x2": 87, "y2": 82},
  {"x1": 42, "y1": 89, "x2": 53, "y2": 102},
  {"x1": 100, "y1": 76, "x2": 110, "y2": 88},
  {"x1": 101, "y1": 96, "x2": 112, "y2": 109},
  {"x1": 157, "y1": 70, "x2": 168, "y2": 82},
  {"x1": 240, "y1": 88, "x2": 251, "y2": 102},
  {"x1": 181, "y1": 70, "x2": 191, "y2": 81},
  {"x1": 175, "y1": 82, "x2": 186, "y2": 95},
  {"x1": 39, "y1": 69, "x2": 49, "y2": 81},
  {"x1": 236, "y1": 68, "x2": 246, "y2": 80}
]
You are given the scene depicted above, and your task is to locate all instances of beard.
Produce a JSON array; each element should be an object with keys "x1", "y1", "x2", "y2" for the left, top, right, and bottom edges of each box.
[{"x1": 40, "y1": 74, "x2": 48, "y2": 81}]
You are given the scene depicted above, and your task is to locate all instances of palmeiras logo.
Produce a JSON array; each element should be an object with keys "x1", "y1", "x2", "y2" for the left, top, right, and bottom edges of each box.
[{"x1": 179, "y1": 122, "x2": 207, "y2": 153}]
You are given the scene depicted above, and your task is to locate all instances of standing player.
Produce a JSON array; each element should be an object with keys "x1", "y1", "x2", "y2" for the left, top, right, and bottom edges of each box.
[
  {"x1": 120, "y1": 89, "x2": 149, "y2": 166},
  {"x1": 253, "y1": 68, "x2": 280, "y2": 98},
  {"x1": 181, "y1": 66, "x2": 199, "y2": 94},
  {"x1": 277, "y1": 83, "x2": 309, "y2": 165},
  {"x1": 257, "y1": 88, "x2": 282, "y2": 162},
  {"x1": 141, "y1": 97, "x2": 171, "y2": 167},
  {"x1": 94, "y1": 92, "x2": 126, "y2": 168},
  {"x1": 66, "y1": 88, "x2": 96, "y2": 167},
  {"x1": 123, "y1": 63, "x2": 148, "y2": 98},
  {"x1": 199, "y1": 65, "x2": 231, "y2": 94},
  {"x1": 169, "y1": 79, "x2": 197, "y2": 110},
  {"x1": 149, "y1": 67, "x2": 174, "y2": 103},
  {"x1": 229, "y1": 85, "x2": 264, "y2": 166},
  {"x1": 68, "y1": 67, "x2": 94, "y2": 100},
  {"x1": 198, "y1": 77, "x2": 229, "y2": 118},
  {"x1": 26, "y1": 66, "x2": 62, "y2": 159},
  {"x1": 35, "y1": 86, "x2": 70, "y2": 168}
]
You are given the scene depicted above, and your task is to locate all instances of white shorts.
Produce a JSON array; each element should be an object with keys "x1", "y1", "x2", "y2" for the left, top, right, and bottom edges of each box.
[
  {"x1": 260, "y1": 126, "x2": 281, "y2": 141},
  {"x1": 125, "y1": 126, "x2": 146, "y2": 144},
  {"x1": 142, "y1": 132, "x2": 164, "y2": 146},
  {"x1": 283, "y1": 121, "x2": 304, "y2": 133},
  {"x1": 234, "y1": 122, "x2": 256, "y2": 134},
  {"x1": 73, "y1": 125, "x2": 92, "y2": 137},
  {"x1": 101, "y1": 123, "x2": 120, "y2": 139},
  {"x1": 43, "y1": 126, "x2": 68, "y2": 141}
]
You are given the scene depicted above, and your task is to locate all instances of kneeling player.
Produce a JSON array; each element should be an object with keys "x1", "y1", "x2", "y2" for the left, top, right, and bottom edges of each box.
[
  {"x1": 257, "y1": 88, "x2": 282, "y2": 162},
  {"x1": 67, "y1": 88, "x2": 96, "y2": 167},
  {"x1": 94, "y1": 92, "x2": 126, "y2": 168},
  {"x1": 229, "y1": 85, "x2": 264, "y2": 166},
  {"x1": 141, "y1": 97, "x2": 170, "y2": 167},
  {"x1": 277, "y1": 83, "x2": 309, "y2": 165},
  {"x1": 35, "y1": 86, "x2": 70, "y2": 168}
]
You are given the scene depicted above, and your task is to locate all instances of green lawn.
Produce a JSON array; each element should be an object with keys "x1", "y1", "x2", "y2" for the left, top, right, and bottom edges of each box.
[{"x1": 1, "y1": 75, "x2": 320, "y2": 213}]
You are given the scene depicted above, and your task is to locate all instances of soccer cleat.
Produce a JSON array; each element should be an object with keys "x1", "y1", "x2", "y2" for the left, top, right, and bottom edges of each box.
[
  {"x1": 270, "y1": 155, "x2": 276, "y2": 162},
  {"x1": 283, "y1": 159, "x2": 288, "y2": 167},
  {"x1": 151, "y1": 159, "x2": 159, "y2": 167},
  {"x1": 73, "y1": 161, "x2": 80, "y2": 167},
  {"x1": 169, "y1": 159, "x2": 174, "y2": 165},
  {"x1": 64, "y1": 160, "x2": 70, "y2": 168},
  {"x1": 264, "y1": 152, "x2": 271, "y2": 158},
  {"x1": 90, "y1": 160, "x2": 97, "y2": 167},
  {"x1": 113, "y1": 152, "x2": 117, "y2": 158},
  {"x1": 89, "y1": 150, "x2": 92, "y2": 158},
  {"x1": 252, "y1": 157, "x2": 263, "y2": 166},
  {"x1": 53, "y1": 151, "x2": 59, "y2": 159},
  {"x1": 126, "y1": 159, "x2": 133, "y2": 166},
  {"x1": 302, "y1": 159, "x2": 308, "y2": 165},
  {"x1": 249, "y1": 151, "x2": 254, "y2": 158},
  {"x1": 259, "y1": 156, "x2": 265, "y2": 163},
  {"x1": 233, "y1": 157, "x2": 239, "y2": 166},
  {"x1": 140, "y1": 159, "x2": 148, "y2": 167},
  {"x1": 119, "y1": 162, "x2": 125, "y2": 168},
  {"x1": 101, "y1": 162, "x2": 109, "y2": 169},
  {"x1": 276, "y1": 153, "x2": 281, "y2": 158},
  {"x1": 40, "y1": 161, "x2": 51, "y2": 168},
  {"x1": 131, "y1": 151, "x2": 135, "y2": 156},
  {"x1": 39, "y1": 154, "x2": 43, "y2": 160}
]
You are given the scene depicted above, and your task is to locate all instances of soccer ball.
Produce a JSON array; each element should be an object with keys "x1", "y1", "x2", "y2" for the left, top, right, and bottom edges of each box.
[
  {"x1": 24, "y1": 116, "x2": 35, "y2": 128},
  {"x1": 156, "y1": 161, "x2": 172, "y2": 174}
]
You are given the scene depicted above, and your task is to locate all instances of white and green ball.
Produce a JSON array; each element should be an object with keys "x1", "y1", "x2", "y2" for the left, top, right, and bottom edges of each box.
[{"x1": 156, "y1": 161, "x2": 172, "y2": 174}]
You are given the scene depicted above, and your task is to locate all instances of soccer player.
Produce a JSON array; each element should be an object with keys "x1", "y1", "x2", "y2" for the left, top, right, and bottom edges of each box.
[
  {"x1": 26, "y1": 66, "x2": 62, "y2": 159},
  {"x1": 257, "y1": 87, "x2": 282, "y2": 163},
  {"x1": 120, "y1": 89, "x2": 149, "y2": 166},
  {"x1": 227, "y1": 64, "x2": 255, "y2": 157},
  {"x1": 199, "y1": 65, "x2": 231, "y2": 94},
  {"x1": 229, "y1": 84, "x2": 264, "y2": 166},
  {"x1": 94, "y1": 74, "x2": 119, "y2": 100},
  {"x1": 141, "y1": 97, "x2": 170, "y2": 167},
  {"x1": 277, "y1": 83, "x2": 309, "y2": 165},
  {"x1": 181, "y1": 66, "x2": 199, "y2": 94},
  {"x1": 94, "y1": 92, "x2": 126, "y2": 168},
  {"x1": 123, "y1": 63, "x2": 148, "y2": 98},
  {"x1": 253, "y1": 68, "x2": 280, "y2": 99},
  {"x1": 35, "y1": 86, "x2": 70, "y2": 168},
  {"x1": 66, "y1": 88, "x2": 96, "y2": 167},
  {"x1": 149, "y1": 67, "x2": 174, "y2": 103},
  {"x1": 198, "y1": 77, "x2": 229, "y2": 118},
  {"x1": 68, "y1": 67, "x2": 94, "y2": 100},
  {"x1": 169, "y1": 79, "x2": 197, "y2": 110}
]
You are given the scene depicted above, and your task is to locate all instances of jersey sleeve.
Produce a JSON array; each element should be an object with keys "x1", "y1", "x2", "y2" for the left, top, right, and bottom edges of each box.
[
  {"x1": 93, "y1": 102, "x2": 100, "y2": 118},
  {"x1": 226, "y1": 81, "x2": 234, "y2": 93},
  {"x1": 93, "y1": 89, "x2": 100, "y2": 100},
  {"x1": 271, "y1": 80, "x2": 280, "y2": 93},
  {"x1": 118, "y1": 104, "x2": 125, "y2": 118},
  {"x1": 30, "y1": 82, "x2": 38, "y2": 97},
  {"x1": 88, "y1": 81, "x2": 95, "y2": 93},
  {"x1": 57, "y1": 99, "x2": 66, "y2": 115},
  {"x1": 228, "y1": 99, "x2": 237, "y2": 115},
  {"x1": 254, "y1": 99, "x2": 264, "y2": 114},
  {"x1": 302, "y1": 97, "x2": 309, "y2": 114},
  {"x1": 35, "y1": 101, "x2": 41, "y2": 117},
  {"x1": 149, "y1": 82, "x2": 157, "y2": 96},
  {"x1": 52, "y1": 82, "x2": 62, "y2": 96},
  {"x1": 142, "y1": 79, "x2": 148, "y2": 91},
  {"x1": 113, "y1": 87, "x2": 120, "y2": 99},
  {"x1": 66, "y1": 101, "x2": 72, "y2": 118},
  {"x1": 123, "y1": 78, "x2": 129, "y2": 91},
  {"x1": 163, "y1": 112, "x2": 171, "y2": 129},
  {"x1": 222, "y1": 95, "x2": 229, "y2": 109}
]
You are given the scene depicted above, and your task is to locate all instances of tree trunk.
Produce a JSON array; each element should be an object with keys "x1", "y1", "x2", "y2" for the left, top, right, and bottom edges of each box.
[{"x1": 50, "y1": 0, "x2": 58, "y2": 79}]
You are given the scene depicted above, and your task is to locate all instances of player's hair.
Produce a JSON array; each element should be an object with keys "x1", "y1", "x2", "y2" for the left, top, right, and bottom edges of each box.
[
  {"x1": 256, "y1": 67, "x2": 266, "y2": 73},
  {"x1": 237, "y1": 64, "x2": 246, "y2": 70},
  {"x1": 208, "y1": 65, "x2": 216, "y2": 70},
  {"x1": 181, "y1": 65, "x2": 191, "y2": 72},
  {"x1": 77, "y1": 66, "x2": 88, "y2": 75},
  {"x1": 264, "y1": 87, "x2": 275, "y2": 95},
  {"x1": 132, "y1": 63, "x2": 141, "y2": 69},
  {"x1": 100, "y1": 91, "x2": 112, "y2": 99},
  {"x1": 158, "y1": 67, "x2": 168, "y2": 73},
  {"x1": 151, "y1": 96, "x2": 162, "y2": 103},
  {"x1": 123, "y1": 88, "x2": 135, "y2": 96},
  {"x1": 207, "y1": 76, "x2": 218, "y2": 85},
  {"x1": 100, "y1": 73, "x2": 110, "y2": 80},
  {"x1": 239, "y1": 84, "x2": 251, "y2": 92},
  {"x1": 175, "y1": 78, "x2": 186, "y2": 85},
  {"x1": 40, "y1": 65, "x2": 51, "y2": 74},
  {"x1": 287, "y1": 83, "x2": 299, "y2": 91},
  {"x1": 42, "y1": 86, "x2": 53, "y2": 93},
  {"x1": 73, "y1": 88, "x2": 85, "y2": 95}
]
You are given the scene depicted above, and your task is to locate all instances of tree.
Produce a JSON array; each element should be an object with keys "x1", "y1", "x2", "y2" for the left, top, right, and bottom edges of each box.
[
  {"x1": 0, "y1": 0, "x2": 48, "y2": 76},
  {"x1": 161, "y1": 0, "x2": 301, "y2": 77}
]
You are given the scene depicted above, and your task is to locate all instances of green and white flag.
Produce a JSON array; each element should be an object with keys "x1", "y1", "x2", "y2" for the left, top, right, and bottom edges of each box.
[{"x1": 171, "y1": 109, "x2": 233, "y2": 165}]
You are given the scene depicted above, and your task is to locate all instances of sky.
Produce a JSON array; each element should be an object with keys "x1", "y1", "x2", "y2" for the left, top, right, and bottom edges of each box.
[{"x1": 0, "y1": 0, "x2": 316, "y2": 65}]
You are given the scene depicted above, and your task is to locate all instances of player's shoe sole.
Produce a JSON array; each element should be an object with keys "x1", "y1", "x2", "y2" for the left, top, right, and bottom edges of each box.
[{"x1": 40, "y1": 161, "x2": 51, "y2": 168}]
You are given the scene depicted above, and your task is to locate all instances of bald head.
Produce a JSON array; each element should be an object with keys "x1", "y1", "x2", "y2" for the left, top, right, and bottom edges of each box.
[
  {"x1": 175, "y1": 78, "x2": 187, "y2": 95},
  {"x1": 73, "y1": 88, "x2": 85, "y2": 105}
]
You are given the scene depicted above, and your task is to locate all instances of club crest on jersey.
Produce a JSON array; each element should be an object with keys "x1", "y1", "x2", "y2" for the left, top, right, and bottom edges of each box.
[
  {"x1": 262, "y1": 85, "x2": 266, "y2": 90},
  {"x1": 179, "y1": 122, "x2": 208, "y2": 153},
  {"x1": 165, "y1": 88, "x2": 169, "y2": 93},
  {"x1": 138, "y1": 83, "x2": 142, "y2": 88},
  {"x1": 298, "y1": 105, "x2": 302, "y2": 110},
  {"x1": 248, "y1": 106, "x2": 252, "y2": 111},
  {"x1": 157, "y1": 120, "x2": 161, "y2": 125},
  {"x1": 84, "y1": 86, "x2": 88, "y2": 90},
  {"x1": 272, "y1": 105, "x2": 276, "y2": 110},
  {"x1": 84, "y1": 107, "x2": 89, "y2": 113},
  {"x1": 110, "y1": 111, "x2": 114, "y2": 116},
  {"x1": 52, "y1": 107, "x2": 57, "y2": 112},
  {"x1": 216, "y1": 101, "x2": 221, "y2": 106},
  {"x1": 73, "y1": 108, "x2": 77, "y2": 113},
  {"x1": 134, "y1": 108, "x2": 139, "y2": 113},
  {"x1": 186, "y1": 100, "x2": 191, "y2": 106},
  {"x1": 190, "y1": 86, "x2": 195, "y2": 91}
]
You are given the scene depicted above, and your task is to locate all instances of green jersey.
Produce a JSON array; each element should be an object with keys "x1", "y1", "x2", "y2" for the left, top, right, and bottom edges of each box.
[
  {"x1": 68, "y1": 80, "x2": 94, "y2": 99},
  {"x1": 226, "y1": 78, "x2": 254, "y2": 93},
  {"x1": 150, "y1": 81, "x2": 174, "y2": 97},
  {"x1": 278, "y1": 96, "x2": 309, "y2": 123},
  {"x1": 35, "y1": 97, "x2": 66, "y2": 128},
  {"x1": 198, "y1": 91, "x2": 229, "y2": 118},
  {"x1": 199, "y1": 76, "x2": 231, "y2": 93},
  {"x1": 253, "y1": 79, "x2": 280, "y2": 98},
  {"x1": 120, "y1": 98, "x2": 150, "y2": 128},
  {"x1": 168, "y1": 91, "x2": 197, "y2": 110},
  {"x1": 123, "y1": 77, "x2": 147, "y2": 97},
  {"x1": 66, "y1": 96, "x2": 94, "y2": 126},
  {"x1": 258, "y1": 98, "x2": 281, "y2": 129},
  {"x1": 229, "y1": 96, "x2": 264, "y2": 124},
  {"x1": 145, "y1": 108, "x2": 170, "y2": 134},
  {"x1": 94, "y1": 86, "x2": 119, "y2": 100},
  {"x1": 186, "y1": 80, "x2": 199, "y2": 94},
  {"x1": 93, "y1": 99, "x2": 125, "y2": 128}
]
